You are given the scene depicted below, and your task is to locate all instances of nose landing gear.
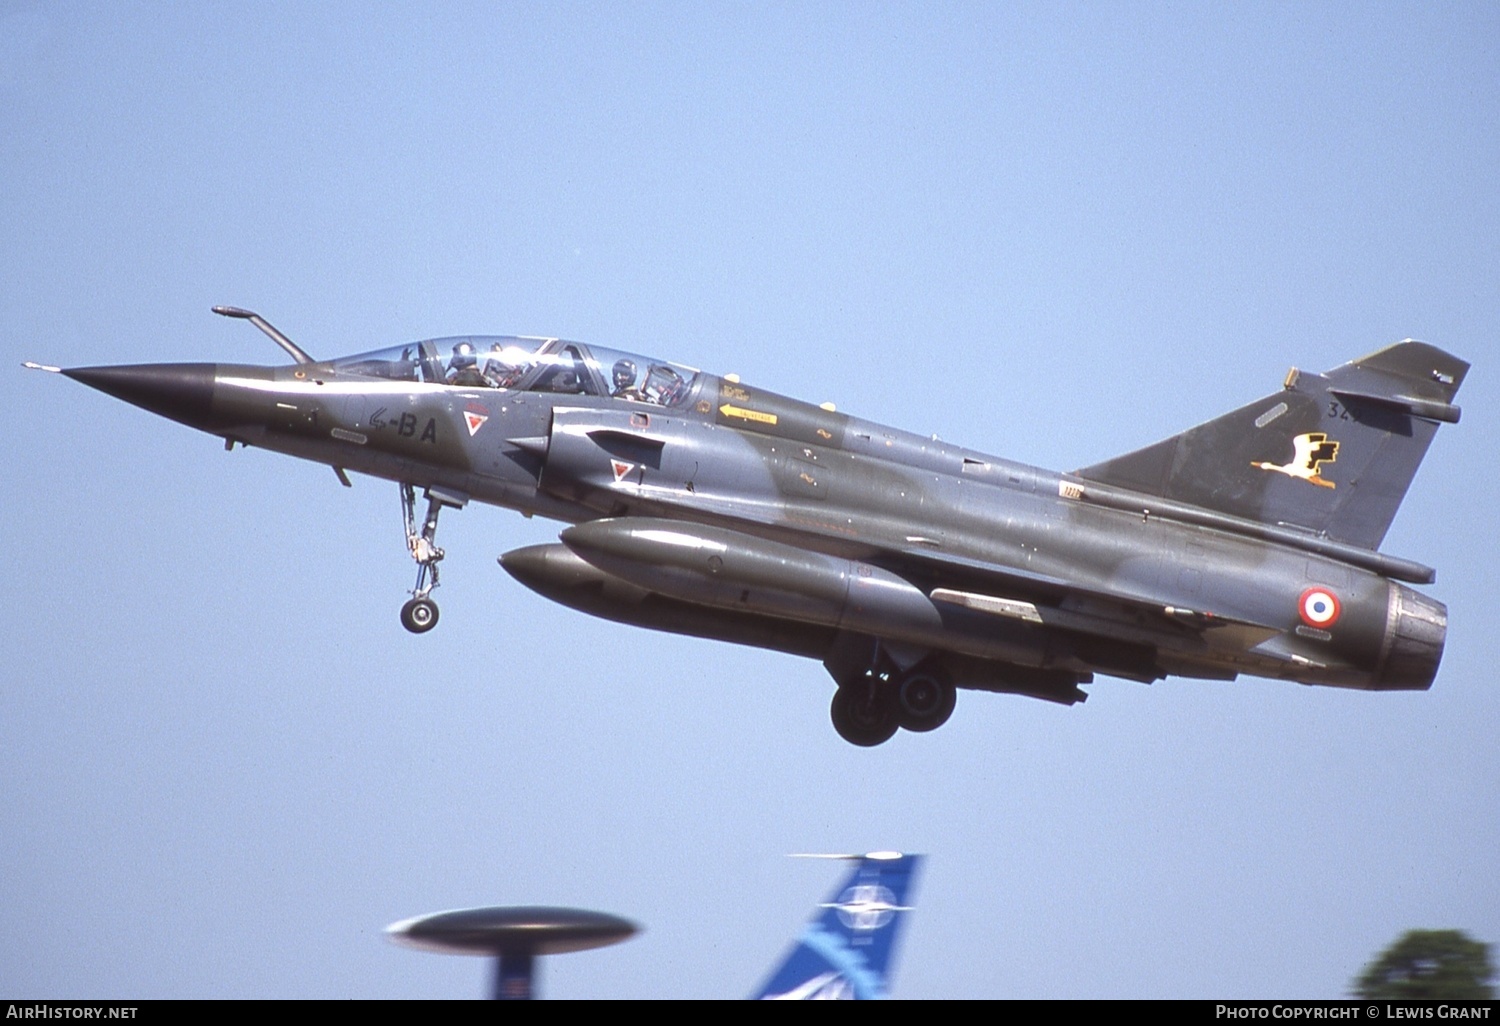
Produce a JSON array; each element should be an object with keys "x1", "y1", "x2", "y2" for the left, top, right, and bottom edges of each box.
[{"x1": 399, "y1": 483, "x2": 468, "y2": 633}]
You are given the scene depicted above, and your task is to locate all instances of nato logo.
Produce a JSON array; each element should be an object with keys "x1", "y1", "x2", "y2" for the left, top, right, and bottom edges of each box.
[{"x1": 827, "y1": 884, "x2": 905, "y2": 931}]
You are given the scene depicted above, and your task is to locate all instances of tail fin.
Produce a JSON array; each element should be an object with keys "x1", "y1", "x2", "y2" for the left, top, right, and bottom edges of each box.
[
  {"x1": 751, "y1": 852, "x2": 922, "y2": 1000},
  {"x1": 1075, "y1": 340, "x2": 1468, "y2": 550}
]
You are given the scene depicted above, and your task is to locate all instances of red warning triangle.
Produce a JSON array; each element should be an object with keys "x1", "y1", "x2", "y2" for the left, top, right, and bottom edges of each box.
[
  {"x1": 611, "y1": 459, "x2": 635, "y2": 482},
  {"x1": 464, "y1": 410, "x2": 488, "y2": 436}
]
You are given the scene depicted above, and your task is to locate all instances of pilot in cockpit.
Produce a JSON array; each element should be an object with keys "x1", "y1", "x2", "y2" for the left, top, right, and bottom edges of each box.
[
  {"x1": 446, "y1": 342, "x2": 489, "y2": 387},
  {"x1": 483, "y1": 342, "x2": 526, "y2": 388},
  {"x1": 611, "y1": 358, "x2": 646, "y2": 401}
]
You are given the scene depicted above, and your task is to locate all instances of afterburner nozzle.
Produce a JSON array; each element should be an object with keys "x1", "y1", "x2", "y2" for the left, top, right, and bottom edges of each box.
[{"x1": 1374, "y1": 585, "x2": 1447, "y2": 691}]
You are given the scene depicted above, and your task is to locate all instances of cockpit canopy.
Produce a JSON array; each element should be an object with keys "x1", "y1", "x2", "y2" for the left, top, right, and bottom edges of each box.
[{"x1": 330, "y1": 336, "x2": 701, "y2": 408}]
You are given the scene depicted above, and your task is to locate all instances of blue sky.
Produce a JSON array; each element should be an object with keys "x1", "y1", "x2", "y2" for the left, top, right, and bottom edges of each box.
[{"x1": 4, "y1": 2, "x2": 1497, "y2": 999}]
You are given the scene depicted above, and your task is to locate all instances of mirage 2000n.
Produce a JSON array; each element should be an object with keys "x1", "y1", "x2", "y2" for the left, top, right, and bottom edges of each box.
[{"x1": 30, "y1": 306, "x2": 1465, "y2": 746}]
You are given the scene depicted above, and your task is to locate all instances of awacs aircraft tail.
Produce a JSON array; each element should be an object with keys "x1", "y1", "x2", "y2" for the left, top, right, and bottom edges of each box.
[
  {"x1": 752, "y1": 852, "x2": 922, "y2": 1000},
  {"x1": 1076, "y1": 340, "x2": 1468, "y2": 551}
]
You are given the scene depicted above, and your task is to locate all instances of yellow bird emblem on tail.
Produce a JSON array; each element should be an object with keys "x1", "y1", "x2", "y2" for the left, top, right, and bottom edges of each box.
[{"x1": 1253, "y1": 432, "x2": 1339, "y2": 489}]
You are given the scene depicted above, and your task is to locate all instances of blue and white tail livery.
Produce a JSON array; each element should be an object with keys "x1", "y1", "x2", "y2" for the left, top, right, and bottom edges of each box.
[{"x1": 752, "y1": 851, "x2": 923, "y2": 1000}]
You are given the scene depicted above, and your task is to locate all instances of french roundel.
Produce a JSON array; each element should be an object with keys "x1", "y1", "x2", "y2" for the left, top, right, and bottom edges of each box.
[{"x1": 1299, "y1": 587, "x2": 1342, "y2": 628}]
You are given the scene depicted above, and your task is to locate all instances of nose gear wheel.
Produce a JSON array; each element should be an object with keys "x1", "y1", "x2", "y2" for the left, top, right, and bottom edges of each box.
[{"x1": 400, "y1": 597, "x2": 439, "y2": 633}]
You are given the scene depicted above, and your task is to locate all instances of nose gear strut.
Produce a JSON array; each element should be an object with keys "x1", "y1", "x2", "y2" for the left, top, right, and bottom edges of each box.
[{"x1": 399, "y1": 483, "x2": 468, "y2": 633}]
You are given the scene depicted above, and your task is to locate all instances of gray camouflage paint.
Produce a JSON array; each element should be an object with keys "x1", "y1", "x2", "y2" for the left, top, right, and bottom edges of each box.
[{"x1": 55, "y1": 324, "x2": 1464, "y2": 743}]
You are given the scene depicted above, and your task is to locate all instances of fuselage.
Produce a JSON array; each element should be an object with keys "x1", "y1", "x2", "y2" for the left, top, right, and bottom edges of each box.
[{"x1": 63, "y1": 334, "x2": 1447, "y2": 700}]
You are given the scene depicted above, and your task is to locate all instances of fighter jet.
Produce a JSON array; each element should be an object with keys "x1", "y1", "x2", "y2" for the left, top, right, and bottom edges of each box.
[{"x1": 31, "y1": 307, "x2": 1466, "y2": 746}]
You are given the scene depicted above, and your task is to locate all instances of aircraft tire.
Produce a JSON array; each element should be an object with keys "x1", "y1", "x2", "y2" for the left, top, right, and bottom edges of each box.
[
  {"x1": 400, "y1": 597, "x2": 440, "y2": 634},
  {"x1": 829, "y1": 682, "x2": 898, "y2": 747},
  {"x1": 896, "y1": 667, "x2": 956, "y2": 733}
]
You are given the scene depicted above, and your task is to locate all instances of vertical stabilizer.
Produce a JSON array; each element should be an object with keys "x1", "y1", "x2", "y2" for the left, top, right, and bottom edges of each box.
[
  {"x1": 1075, "y1": 341, "x2": 1468, "y2": 550},
  {"x1": 751, "y1": 852, "x2": 922, "y2": 1000}
]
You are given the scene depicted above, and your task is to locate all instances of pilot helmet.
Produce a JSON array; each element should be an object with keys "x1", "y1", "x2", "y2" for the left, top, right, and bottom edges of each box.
[
  {"x1": 450, "y1": 341, "x2": 476, "y2": 369},
  {"x1": 612, "y1": 358, "x2": 637, "y2": 390}
]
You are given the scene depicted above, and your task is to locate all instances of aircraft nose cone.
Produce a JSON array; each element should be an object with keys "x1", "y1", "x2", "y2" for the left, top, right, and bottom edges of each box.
[{"x1": 63, "y1": 363, "x2": 219, "y2": 429}]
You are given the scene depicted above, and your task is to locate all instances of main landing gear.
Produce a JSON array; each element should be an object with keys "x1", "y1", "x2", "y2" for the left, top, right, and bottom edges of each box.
[
  {"x1": 399, "y1": 483, "x2": 468, "y2": 634},
  {"x1": 827, "y1": 651, "x2": 957, "y2": 747}
]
